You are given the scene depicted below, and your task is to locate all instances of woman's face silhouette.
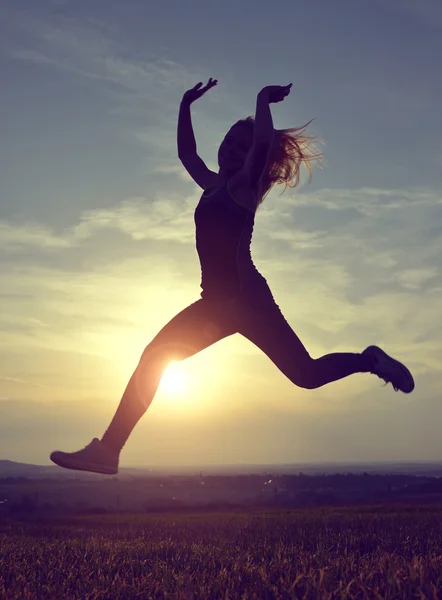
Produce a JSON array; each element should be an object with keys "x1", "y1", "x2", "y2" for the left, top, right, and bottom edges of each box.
[{"x1": 218, "y1": 125, "x2": 253, "y2": 173}]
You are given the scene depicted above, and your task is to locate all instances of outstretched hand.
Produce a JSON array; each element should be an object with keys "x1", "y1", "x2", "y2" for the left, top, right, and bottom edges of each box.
[
  {"x1": 182, "y1": 78, "x2": 218, "y2": 105},
  {"x1": 258, "y1": 83, "x2": 293, "y2": 104}
]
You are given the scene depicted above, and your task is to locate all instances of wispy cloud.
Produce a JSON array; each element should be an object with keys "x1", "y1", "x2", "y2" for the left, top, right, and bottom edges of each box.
[
  {"x1": 0, "y1": 193, "x2": 197, "y2": 253},
  {"x1": 2, "y1": 186, "x2": 441, "y2": 268},
  {"x1": 289, "y1": 187, "x2": 442, "y2": 214},
  {"x1": 6, "y1": 10, "x2": 171, "y2": 93},
  {"x1": 0, "y1": 376, "x2": 48, "y2": 389},
  {"x1": 3, "y1": 7, "x2": 230, "y2": 112}
]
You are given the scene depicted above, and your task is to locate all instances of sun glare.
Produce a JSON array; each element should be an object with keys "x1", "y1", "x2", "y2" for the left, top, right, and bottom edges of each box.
[{"x1": 159, "y1": 361, "x2": 189, "y2": 397}]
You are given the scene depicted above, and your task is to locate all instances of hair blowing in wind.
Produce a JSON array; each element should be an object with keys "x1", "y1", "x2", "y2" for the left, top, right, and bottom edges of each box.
[{"x1": 233, "y1": 116, "x2": 325, "y2": 208}]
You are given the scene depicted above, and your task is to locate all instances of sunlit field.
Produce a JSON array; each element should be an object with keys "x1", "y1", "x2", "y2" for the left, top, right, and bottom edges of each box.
[{"x1": 2, "y1": 504, "x2": 442, "y2": 599}]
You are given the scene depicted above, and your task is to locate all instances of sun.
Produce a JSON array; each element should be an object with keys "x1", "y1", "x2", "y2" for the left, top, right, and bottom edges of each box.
[{"x1": 158, "y1": 361, "x2": 189, "y2": 397}]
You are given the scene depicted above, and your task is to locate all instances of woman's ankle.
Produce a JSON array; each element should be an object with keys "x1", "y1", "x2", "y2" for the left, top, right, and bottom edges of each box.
[{"x1": 100, "y1": 435, "x2": 121, "y2": 456}]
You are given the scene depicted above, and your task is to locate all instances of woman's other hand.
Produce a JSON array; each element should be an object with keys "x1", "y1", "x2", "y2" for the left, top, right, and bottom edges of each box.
[{"x1": 182, "y1": 78, "x2": 218, "y2": 105}]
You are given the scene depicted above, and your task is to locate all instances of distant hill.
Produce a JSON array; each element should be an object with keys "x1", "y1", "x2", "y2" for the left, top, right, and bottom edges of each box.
[
  {"x1": 1, "y1": 459, "x2": 442, "y2": 479},
  {"x1": 0, "y1": 460, "x2": 102, "y2": 479},
  {"x1": 0, "y1": 460, "x2": 48, "y2": 477}
]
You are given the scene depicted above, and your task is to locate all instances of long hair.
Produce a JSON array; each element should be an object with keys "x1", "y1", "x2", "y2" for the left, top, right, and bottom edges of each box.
[{"x1": 232, "y1": 116, "x2": 324, "y2": 208}]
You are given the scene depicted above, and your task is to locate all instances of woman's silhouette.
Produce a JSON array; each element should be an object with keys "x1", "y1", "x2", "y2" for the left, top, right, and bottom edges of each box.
[{"x1": 50, "y1": 78, "x2": 414, "y2": 475}]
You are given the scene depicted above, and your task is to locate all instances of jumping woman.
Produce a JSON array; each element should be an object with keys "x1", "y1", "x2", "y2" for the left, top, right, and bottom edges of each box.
[{"x1": 50, "y1": 78, "x2": 414, "y2": 475}]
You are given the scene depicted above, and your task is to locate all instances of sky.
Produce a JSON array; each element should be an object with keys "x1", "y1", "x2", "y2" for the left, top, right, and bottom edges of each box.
[{"x1": 0, "y1": 0, "x2": 441, "y2": 468}]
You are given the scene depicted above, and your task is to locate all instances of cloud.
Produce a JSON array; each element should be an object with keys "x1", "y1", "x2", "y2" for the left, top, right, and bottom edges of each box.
[
  {"x1": 0, "y1": 221, "x2": 71, "y2": 251},
  {"x1": 288, "y1": 187, "x2": 442, "y2": 215},
  {"x1": 3, "y1": 7, "x2": 230, "y2": 112},
  {"x1": 0, "y1": 192, "x2": 197, "y2": 255},
  {"x1": 394, "y1": 267, "x2": 439, "y2": 290},
  {"x1": 0, "y1": 376, "x2": 48, "y2": 389},
  {"x1": 6, "y1": 11, "x2": 157, "y2": 92}
]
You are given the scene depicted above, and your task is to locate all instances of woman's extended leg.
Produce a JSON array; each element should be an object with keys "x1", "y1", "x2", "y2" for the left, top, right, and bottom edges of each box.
[
  {"x1": 101, "y1": 299, "x2": 237, "y2": 454},
  {"x1": 236, "y1": 301, "x2": 376, "y2": 390},
  {"x1": 50, "y1": 298, "x2": 239, "y2": 473}
]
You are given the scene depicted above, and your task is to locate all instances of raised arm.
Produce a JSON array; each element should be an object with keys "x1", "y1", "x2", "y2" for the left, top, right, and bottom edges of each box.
[
  {"x1": 177, "y1": 78, "x2": 217, "y2": 158},
  {"x1": 177, "y1": 100, "x2": 197, "y2": 158},
  {"x1": 238, "y1": 83, "x2": 293, "y2": 188},
  {"x1": 177, "y1": 79, "x2": 218, "y2": 190}
]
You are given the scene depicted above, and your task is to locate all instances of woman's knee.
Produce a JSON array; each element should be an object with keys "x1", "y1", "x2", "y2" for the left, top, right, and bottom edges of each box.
[
  {"x1": 290, "y1": 358, "x2": 320, "y2": 390},
  {"x1": 139, "y1": 339, "x2": 196, "y2": 367},
  {"x1": 138, "y1": 342, "x2": 171, "y2": 370}
]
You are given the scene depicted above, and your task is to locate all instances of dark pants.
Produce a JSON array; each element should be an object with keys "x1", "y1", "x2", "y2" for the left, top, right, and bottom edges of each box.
[
  {"x1": 102, "y1": 297, "x2": 371, "y2": 453},
  {"x1": 139, "y1": 297, "x2": 369, "y2": 390}
]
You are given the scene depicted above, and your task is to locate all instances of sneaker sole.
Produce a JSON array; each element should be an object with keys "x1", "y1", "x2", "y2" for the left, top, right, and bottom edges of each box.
[
  {"x1": 50, "y1": 452, "x2": 118, "y2": 475},
  {"x1": 368, "y1": 346, "x2": 415, "y2": 393}
]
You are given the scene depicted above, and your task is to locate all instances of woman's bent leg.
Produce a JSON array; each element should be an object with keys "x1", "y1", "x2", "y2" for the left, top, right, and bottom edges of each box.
[
  {"x1": 101, "y1": 299, "x2": 238, "y2": 454},
  {"x1": 237, "y1": 301, "x2": 373, "y2": 390}
]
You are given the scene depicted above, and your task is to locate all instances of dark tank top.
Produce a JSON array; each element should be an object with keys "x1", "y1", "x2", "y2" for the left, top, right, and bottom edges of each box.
[{"x1": 194, "y1": 179, "x2": 275, "y2": 305}]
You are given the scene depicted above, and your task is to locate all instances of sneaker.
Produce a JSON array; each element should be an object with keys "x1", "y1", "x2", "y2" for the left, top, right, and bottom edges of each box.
[
  {"x1": 363, "y1": 345, "x2": 414, "y2": 393},
  {"x1": 50, "y1": 438, "x2": 119, "y2": 475}
]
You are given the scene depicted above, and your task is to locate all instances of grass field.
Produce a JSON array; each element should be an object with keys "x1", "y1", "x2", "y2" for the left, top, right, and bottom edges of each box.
[{"x1": 2, "y1": 503, "x2": 442, "y2": 599}]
